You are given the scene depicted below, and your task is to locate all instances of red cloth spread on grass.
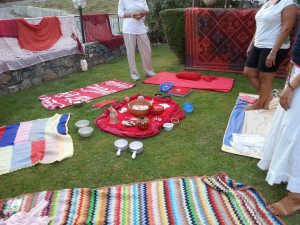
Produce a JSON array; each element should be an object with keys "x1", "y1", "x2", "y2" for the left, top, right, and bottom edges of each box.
[
  {"x1": 185, "y1": 8, "x2": 292, "y2": 77},
  {"x1": 95, "y1": 94, "x2": 185, "y2": 138},
  {"x1": 83, "y1": 14, "x2": 124, "y2": 49},
  {"x1": 0, "y1": 19, "x2": 18, "y2": 37},
  {"x1": 39, "y1": 80, "x2": 135, "y2": 110},
  {"x1": 144, "y1": 71, "x2": 234, "y2": 92},
  {"x1": 17, "y1": 17, "x2": 62, "y2": 51}
]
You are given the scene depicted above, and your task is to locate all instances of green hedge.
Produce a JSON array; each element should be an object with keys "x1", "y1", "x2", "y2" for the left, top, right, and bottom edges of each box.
[{"x1": 160, "y1": 9, "x2": 185, "y2": 64}]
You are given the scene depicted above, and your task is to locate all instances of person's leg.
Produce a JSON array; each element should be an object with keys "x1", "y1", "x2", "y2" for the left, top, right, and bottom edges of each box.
[
  {"x1": 245, "y1": 48, "x2": 288, "y2": 110},
  {"x1": 244, "y1": 66, "x2": 260, "y2": 91},
  {"x1": 136, "y1": 33, "x2": 155, "y2": 76},
  {"x1": 123, "y1": 33, "x2": 140, "y2": 81},
  {"x1": 244, "y1": 46, "x2": 260, "y2": 90},
  {"x1": 267, "y1": 192, "x2": 300, "y2": 216},
  {"x1": 245, "y1": 72, "x2": 275, "y2": 110}
]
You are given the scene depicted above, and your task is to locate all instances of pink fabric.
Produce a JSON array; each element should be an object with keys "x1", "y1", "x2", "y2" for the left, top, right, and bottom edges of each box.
[
  {"x1": 4, "y1": 200, "x2": 50, "y2": 225},
  {"x1": 240, "y1": 95, "x2": 257, "y2": 104},
  {"x1": 95, "y1": 94, "x2": 185, "y2": 138},
  {"x1": 31, "y1": 140, "x2": 45, "y2": 164},
  {"x1": 39, "y1": 80, "x2": 135, "y2": 110},
  {"x1": 144, "y1": 71, "x2": 234, "y2": 92},
  {"x1": 42, "y1": 137, "x2": 59, "y2": 163},
  {"x1": 14, "y1": 121, "x2": 33, "y2": 145},
  {"x1": 0, "y1": 19, "x2": 18, "y2": 38}
]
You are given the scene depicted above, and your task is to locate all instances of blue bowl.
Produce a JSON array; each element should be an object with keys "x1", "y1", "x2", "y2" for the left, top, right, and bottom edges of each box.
[{"x1": 183, "y1": 102, "x2": 194, "y2": 113}]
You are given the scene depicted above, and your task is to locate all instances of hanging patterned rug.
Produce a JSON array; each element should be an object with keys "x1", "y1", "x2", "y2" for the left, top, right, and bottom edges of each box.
[
  {"x1": 222, "y1": 93, "x2": 279, "y2": 159},
  {"x1": 0, "y1": 172, "x2": 283, "y2": 225},
  {"x1": 39, "y1": 80, "x2": 135, "y2": 110},
  {"x1": 185, "y1": 8, "x2": 291, "y2": 77}
]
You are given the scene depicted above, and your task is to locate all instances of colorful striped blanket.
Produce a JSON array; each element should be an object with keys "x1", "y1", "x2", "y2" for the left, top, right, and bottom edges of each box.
[
  {"x1": 0, "y1": 114, "x2": 73, "y2": 175},
  {"x1": 0, "y1": 173, "x2": 283, "y2": 225}
]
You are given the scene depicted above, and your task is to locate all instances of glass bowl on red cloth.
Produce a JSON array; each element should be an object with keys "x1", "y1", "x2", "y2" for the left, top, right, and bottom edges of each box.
[
  {"x1": 149, "y1": 104, "x2": 164, "y2": 115},
  {"x1": 128, "y1": 100, "x2": 151, "y2": 116}
]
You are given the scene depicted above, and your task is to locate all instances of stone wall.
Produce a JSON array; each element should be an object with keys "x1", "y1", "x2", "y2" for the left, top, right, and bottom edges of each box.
[{"x1": 0, "y1": 42, "x2": 126, "y2": 96}]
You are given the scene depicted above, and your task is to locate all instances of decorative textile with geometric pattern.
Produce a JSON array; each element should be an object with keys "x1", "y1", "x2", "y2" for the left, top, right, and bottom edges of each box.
[{"x1": 185, "y1": 8, "x2": 290, "y2": 77}]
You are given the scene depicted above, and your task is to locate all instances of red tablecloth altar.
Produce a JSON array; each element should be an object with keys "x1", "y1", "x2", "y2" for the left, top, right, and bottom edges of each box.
[{"x1": 95, "y1": 95, "x2": 185, "y2": 138}]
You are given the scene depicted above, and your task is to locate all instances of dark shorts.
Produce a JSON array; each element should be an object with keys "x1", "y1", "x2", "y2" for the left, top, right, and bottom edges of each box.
[{"x1": 245, "y1": 46, "x2": 288, "y2": 73}]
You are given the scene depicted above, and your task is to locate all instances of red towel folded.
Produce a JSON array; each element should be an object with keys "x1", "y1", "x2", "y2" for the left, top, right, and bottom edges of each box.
[
  {"x1": 17, "y1": 17, "x2": 62, "y2": 51},
  {"x1": 0, "y1": 19, "x2": 18, "y2": 37},
  {"x1": 83, "y1": 14, "x2": 124, "y2": 49}
]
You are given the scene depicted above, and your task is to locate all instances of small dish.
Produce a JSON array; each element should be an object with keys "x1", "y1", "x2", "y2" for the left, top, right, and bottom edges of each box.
[
  {"x1": 75, "y1": 120, "x2": 90, "y2": 128},
  {"x1": 73, "y1": 100, "x2": 84, "y2": 107},
  {"x1": 78, "y1": 126, "x2": 93, "y2": 137},
  {"x1": 149, "y1": 105, "x2": 164, "y2": 115},
  {"x1": 163, "y1": 122, "x2": 174, "y2": 131},
  {"x1": 171, "y1": 118, "x2": 180, "y2": 125}
]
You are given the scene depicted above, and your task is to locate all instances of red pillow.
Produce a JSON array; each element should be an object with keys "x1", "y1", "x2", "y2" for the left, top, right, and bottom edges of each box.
[
  {"x1": 202, "y1": 75, "x2": 217, "y2": 82},
  {"x1": 175, "y1": 72, "x2": 201, "y2": 81}
]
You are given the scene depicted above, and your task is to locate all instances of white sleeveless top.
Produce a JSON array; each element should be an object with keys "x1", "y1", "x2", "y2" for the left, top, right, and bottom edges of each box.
[{"x1": 254, "y1": 0, "x2": 298, "y2": 49}]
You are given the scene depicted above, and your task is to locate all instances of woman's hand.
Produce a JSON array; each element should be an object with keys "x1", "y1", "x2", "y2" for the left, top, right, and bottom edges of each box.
[
  {"x1": 279, "y1": 86, "x2": 294, "y2": 110},
  {"x1": 266, "y1": 51, "x2": 276, "y2": 68},
  {"x1": 132, "y1": 12, "x2": 144, "y2": 20}
]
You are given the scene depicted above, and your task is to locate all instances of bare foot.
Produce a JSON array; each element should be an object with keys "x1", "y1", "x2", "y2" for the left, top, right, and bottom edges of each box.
[
  {"x1": 263, "y1": 95, "x2": 273, "y2": 110},
  {"x1": 244, "y1": 102, "x2": 264, "y2": 111},
  {"x1": 267, "y1": 193, "x2": 300, "y2": 217}
]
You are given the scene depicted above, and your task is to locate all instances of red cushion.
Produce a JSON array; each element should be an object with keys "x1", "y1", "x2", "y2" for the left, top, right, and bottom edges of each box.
[
  {"x1": 175, "y1": 72, "x2": 201, "y2": 81},
  {"x1": 202, "y1": 75, "x2": 217, "y2": 82}
]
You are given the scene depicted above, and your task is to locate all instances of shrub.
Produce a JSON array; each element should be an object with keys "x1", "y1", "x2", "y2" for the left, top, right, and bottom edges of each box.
[
  {"x1": 159, "y1": 9, "x2": 185, "y2": 63},
  {"x1": 147, "y1": 0, "x2": 192, "y2": 45}
]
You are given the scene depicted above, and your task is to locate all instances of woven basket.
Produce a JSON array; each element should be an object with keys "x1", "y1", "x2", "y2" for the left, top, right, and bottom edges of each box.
[{"x1": 128, "y1": 100, "x2": 151, "y2": 116}]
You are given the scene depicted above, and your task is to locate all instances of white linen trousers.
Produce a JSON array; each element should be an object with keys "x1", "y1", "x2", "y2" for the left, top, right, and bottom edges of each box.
[{"x1": 123, "y1": 33, "x2": 155, "y2": 79}]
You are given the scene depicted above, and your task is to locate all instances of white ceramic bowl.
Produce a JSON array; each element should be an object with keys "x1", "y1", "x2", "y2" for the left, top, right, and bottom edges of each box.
[
  {"x1": 163, "y1": 122, "x2": 174, "y2": 131},
  {"x1": 78, "y1": 126, "x2": 94, "y2": 137},
  {"x1": 75, "y1": 120, "x2": 90, "y2": 128}
]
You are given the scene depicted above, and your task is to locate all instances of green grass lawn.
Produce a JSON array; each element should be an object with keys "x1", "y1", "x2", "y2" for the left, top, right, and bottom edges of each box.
[{"x1": 0, "y1": 46, "x2": 299, "y2": 224}]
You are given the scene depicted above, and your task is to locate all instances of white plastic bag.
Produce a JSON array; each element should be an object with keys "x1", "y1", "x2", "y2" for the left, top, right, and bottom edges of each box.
[{"x1": 80, "y1": 59, "x2": 88, "y2": 71}]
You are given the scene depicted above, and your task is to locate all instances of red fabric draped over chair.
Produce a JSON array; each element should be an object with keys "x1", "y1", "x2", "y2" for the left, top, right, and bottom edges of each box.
[
  {"x1": 16, "y1": 17, "x2": 62, "y2": 51},
  {"x1": 185, "y1": 8, "x2": 292, "y2": 77},
  {"x1": 83, "y1": 14, "x2": 124, "y2": 49},
  {"x1": 0, "y1": 19, "x2": 18, "y2": 38}
]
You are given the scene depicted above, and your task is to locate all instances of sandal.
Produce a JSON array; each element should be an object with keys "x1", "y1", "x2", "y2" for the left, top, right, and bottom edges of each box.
[{"x1": 267, "y1": 193, "x2": 300, "y2": 217}]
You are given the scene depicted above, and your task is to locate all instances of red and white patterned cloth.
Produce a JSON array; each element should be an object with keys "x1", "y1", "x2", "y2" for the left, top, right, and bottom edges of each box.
[{"x1": 39, "y1": 80, "x2": 135, "y2": 110}]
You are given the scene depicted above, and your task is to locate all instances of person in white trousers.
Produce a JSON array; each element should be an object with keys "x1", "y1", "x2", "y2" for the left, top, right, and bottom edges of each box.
[{"x1": 118, "y1": 0, "x2": 156, "y2": 81}]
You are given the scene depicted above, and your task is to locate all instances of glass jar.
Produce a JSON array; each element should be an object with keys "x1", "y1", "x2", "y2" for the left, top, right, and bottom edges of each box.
[{"x1": 137, "y1": 116, "x2": 149, "y2": 131}]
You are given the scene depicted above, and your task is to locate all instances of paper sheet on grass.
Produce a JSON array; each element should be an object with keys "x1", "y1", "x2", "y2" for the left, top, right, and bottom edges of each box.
[{"x1": 222, "y1": 93, "x2": 278, "y2": 159}]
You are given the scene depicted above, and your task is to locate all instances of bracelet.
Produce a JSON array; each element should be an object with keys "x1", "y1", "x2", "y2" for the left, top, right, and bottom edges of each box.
[
  {"x1": 287, "y1": 81, "x2": 295, "y2": 91},
  {"x1": 270, "y1": 50, "x2": 277, "y2": 56}
]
